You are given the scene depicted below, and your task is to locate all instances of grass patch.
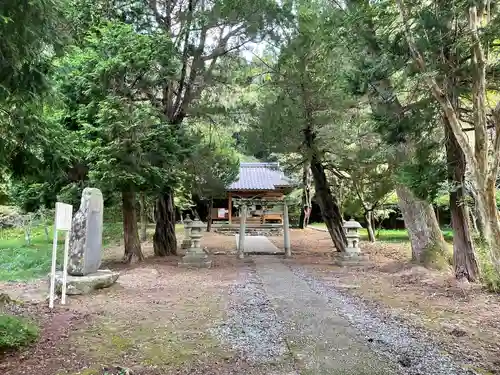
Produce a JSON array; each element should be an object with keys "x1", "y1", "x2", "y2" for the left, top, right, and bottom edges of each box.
[
  {"x1": 0, "y1": 222, "x2": 124, "y2": 281},
  {"x1": 308, "y1": 223, "x2": 453, "y2": 243},
  {"x1": 0, "y1": 222, "x2": 184, "y2": 282},
  {"x1": 0, "y1": 313, "x2": 39, "y2": 351}
]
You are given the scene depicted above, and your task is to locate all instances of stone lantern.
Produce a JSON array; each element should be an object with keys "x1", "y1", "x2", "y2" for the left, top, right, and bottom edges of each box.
[
  {"x1": 181, "y1": 214, "x2": 192, "y2": 249},
  {"x1": 178, "y1": 217, "x2": 212, "y2": 268},
  {"x1": 336, "y1": 218, "x2": 368, "y2": 266},
  {"x1": 344, "y1": 219, "x2": 362, "y2": 255}
]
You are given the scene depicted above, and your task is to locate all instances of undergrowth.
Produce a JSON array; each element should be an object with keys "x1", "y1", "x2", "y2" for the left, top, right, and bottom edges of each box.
[
  {"x1": 0, "y1": 313, "x2": 39, "y2": 351},
  {"x1": 475, "y1": 241, "x2": 500, "y2": 292},
  {"x1": 0, "y1": 222, "x2": 123, "y2": 281}
]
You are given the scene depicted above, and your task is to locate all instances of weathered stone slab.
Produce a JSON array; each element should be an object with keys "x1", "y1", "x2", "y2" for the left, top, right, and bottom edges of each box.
[
  {"x1": 51, "y1": 269, "x2": 119, "y2": 295},
  {"x1": 68, "y1": 188, "x2": 104, "y2": 276}
]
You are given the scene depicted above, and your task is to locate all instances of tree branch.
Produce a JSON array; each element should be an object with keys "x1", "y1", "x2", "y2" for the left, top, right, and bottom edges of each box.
[
  {"x1": 172, "y1": 0, "x2": 195, "y2": 118},
  {"x1": 202, "y1": 24, "x2": 246, "y2": 61}
]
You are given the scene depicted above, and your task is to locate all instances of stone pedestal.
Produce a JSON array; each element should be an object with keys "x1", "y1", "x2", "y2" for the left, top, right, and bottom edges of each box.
[
  {"x1": 335, "y1": 252, "x2": 369, "y2": 266},
  {"x1": 181, "y1": 215, "x2": 192, "y2": 250},
  {"x1": 50, "y1": 269, "x2": 119, "y2": 295},
  {"x1": 178, "y1": 218, "x2": 212, "y2": 268}
]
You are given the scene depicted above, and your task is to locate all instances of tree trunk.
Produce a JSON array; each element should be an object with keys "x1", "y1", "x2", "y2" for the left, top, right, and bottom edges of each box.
[
  {"x1": 122, "y1": 190, "x2": 144, "y2": 263},
  {"x1": 140, "y1": 192, "x2": 147, "y2": 242},
  {"x1": 475, "y1": 180, "x2": 500, "y2": 269},
  {"x1": 299, "y1": 164, "x2": 312, "y2": 229},
  {"x1": 301, "y1": 93, "x2": 346, "y2": 251},
  {"x1": 153, "y1": 189, "x2": 177, "y2": 256},
  {"x1": 206, "y1": 198, "x2": 213, "y2": 232},
  {"x1": 299, "y1": 202, "x2": 306, "y2": 229},
  {"x1": 299, "y1": 204, "x2": 312, "y2": 229},
  {"x1": 365, "y1": 210, "x2": 376, "y2": 242},
  {"x1": 396, "y1": 185, "x2": 449, "y2": 267},
  {"x1": 310, "y1": 157, "x2": 347, "y2": 252},
  {"x1": 444, "y1": 117, "x2": 479, "y2": 281}
]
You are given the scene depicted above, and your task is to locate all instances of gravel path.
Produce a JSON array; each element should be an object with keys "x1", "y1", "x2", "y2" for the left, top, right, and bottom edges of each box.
[
  {"x1": 211, "y1": 264, "x2": 292, "y2": 366},
  {"x1": 215, "y1": 256, "x2": 473, "y2": 375},
  {"x1": 290, "y1": 264, "x2": 474, "y2": 375},
  {"x1": 256, "y1": 257, "x2": 398, "y2": 375}
]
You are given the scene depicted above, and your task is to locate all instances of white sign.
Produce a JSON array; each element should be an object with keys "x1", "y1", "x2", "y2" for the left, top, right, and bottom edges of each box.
[
  {"x1": 218, "y1": 208, "x2": 226, "y2": 219},
  {"x1": 49, "y1": 202, "x2": 73, "y2": 309},
  {"x1": 55, "y1": 202, "x2": 73, "y2": 231}
]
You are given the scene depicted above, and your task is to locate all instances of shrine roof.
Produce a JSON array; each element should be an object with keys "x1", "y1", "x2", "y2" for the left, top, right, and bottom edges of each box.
[{"x1": 227, "y1": 162, "x2": 295, "y2": 191}]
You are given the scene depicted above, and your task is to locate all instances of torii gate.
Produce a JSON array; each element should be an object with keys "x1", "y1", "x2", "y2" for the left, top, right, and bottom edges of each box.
[{"x1": 233, "y1": 197, "x2": 291, "y2": 258}]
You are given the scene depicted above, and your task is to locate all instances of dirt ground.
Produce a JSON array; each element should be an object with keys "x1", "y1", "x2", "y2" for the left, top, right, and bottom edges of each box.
[
  {"x1": 1, "y1": 229, "x2": 499, "y2": 374},
  {"x1": 0, "y1": 250, "x2": 250, "y2": 375}
]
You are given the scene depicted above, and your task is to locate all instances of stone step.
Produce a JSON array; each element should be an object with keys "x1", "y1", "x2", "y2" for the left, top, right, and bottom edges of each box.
[{"x1": 213, "y1": 227, "x2": 283, "y2": 236}]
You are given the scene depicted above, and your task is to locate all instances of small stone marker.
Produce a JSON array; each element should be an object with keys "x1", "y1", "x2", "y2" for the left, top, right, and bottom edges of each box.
[
  {"x1": 336, "y1": 219, "x2": 368, "y2": 266},
  {"x1": 67, "y1": 188, "x2": 104, "y2": 276},
  {"x1": 178, "y1": 217, "x2": 212, "y2": 268}
]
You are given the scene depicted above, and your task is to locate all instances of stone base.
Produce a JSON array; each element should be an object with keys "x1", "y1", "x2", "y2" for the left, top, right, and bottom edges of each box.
[
  {"x1": 214, "y1": 228, "x2": 283, "y2": 236},
  {"x1": 50, "y1": 269, "x2": 119, "y2": 295},
  {"x1": 335, "y1": 253, "x2": 369, "y2": 267},
  {"x1": 178, "y1": 255, "x2": 212, "y2": 268}
]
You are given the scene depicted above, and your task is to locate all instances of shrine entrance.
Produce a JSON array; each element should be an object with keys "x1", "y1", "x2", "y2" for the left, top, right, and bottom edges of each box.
[{"x1": 232, "y1": 197, "x2": 291, "y2": 258}]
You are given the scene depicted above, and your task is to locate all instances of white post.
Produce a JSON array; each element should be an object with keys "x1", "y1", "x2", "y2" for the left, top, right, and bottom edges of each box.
[
  {"x1": 238, "y1": 204, "x2": 247, "y2": 259},
  {"x1": 50, "y1": 202, "x2": 73, "y2": 309},
  {"x1": 61, "y1": 230, "x2": 70, "y2": 304},
  {"x1": 49, "y1": 228, "x2": 58, "y2": 309},
  {"x1": 283, "y1": 202, "x2": 291, "y2": 257}
]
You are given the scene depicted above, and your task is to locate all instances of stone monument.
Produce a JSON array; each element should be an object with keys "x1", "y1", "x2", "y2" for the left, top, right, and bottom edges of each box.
[
  {"x1": 178, "y1": 216, "x2": 212, "y2": 268},
  {"x1": 51, "y1": 188, "x2": 119, "y2": 295},
  {"x1": 68, "y1": 188, "x2": 103, "y2": 275},
  {"x1": 336, "y1": 219, "x2": 369, "y2": 266}
]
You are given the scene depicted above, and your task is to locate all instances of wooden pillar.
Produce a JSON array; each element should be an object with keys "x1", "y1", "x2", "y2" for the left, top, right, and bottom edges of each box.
[
  {"x1": 238, "y1": 204, "x2": 246, "y2": 259},
  {"x1": 228, "y1": 192, "x2": 232, "y2": 224},
  {"x1": 283, "y1": 202, "x2": 291, "y2": 257}
]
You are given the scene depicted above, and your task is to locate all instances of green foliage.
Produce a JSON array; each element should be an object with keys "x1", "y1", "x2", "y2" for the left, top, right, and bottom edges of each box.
[
  {"x1": 186, "y1": 121, "x2": 240, "y2": 199},
  {"x1": 0, "y1": 0, "x2": 69, "y2": 184},
  {"x1": 336, "y1": 0, "x2": 449, "y2": 204},
  {"x1": 244, "y1": 2, "x2": 355, "y2": 169},
  {"x1": 0, "y1": 0, "x2": 64, "y2": 100},
  {"x1": 0, "y1": 314, "x2": 39, "y2": 351},
  {"x1": 396, "y1": 142, "x2": 447, "y2": 202},
  {"x1": 55, "y1": 22, "x2": 188, "y2": 196}
]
